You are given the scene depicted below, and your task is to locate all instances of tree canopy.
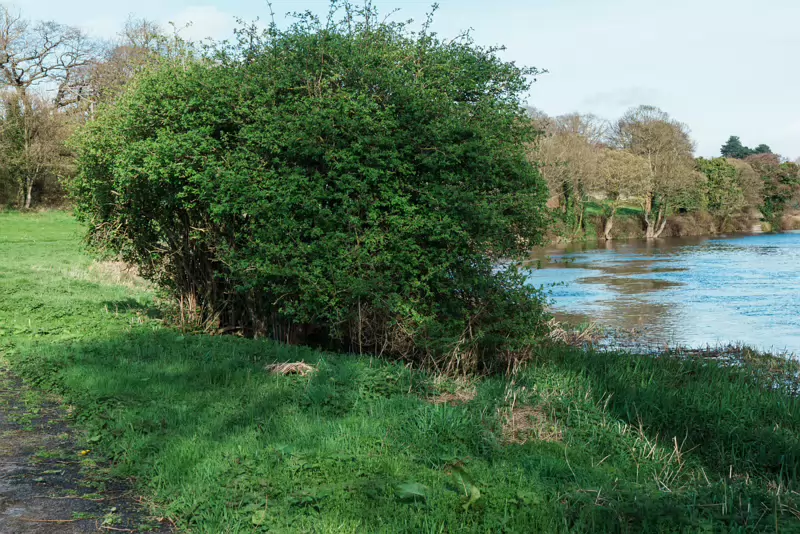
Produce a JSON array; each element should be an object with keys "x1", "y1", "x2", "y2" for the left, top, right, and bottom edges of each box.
[
  {"x1": 609, "y1": 105, "x2": 700, "y2": 238},
  {"x1": 721, "y1": 135, "x2": 772, "y2": 159}
]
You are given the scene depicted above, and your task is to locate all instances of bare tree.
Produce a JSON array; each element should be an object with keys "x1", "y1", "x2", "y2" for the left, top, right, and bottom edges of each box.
[
  {"x1": 553, "y1": 113, "x2": 607, "y2": 145},
  {"x1": 0, "y1": 93, "x2": 73, "y2": 207},
  {"x1": 0, "y1": 6, "x2": 95, "y2": 207},
  {"x1": 533, "y1": 113, "x2": 605, "y2": 234},
  {"x1": 595, "y1": 148, "x2": 650, "y2": 239},
  {"x1": 73, "y1": 17, "x2": 166, "y2": 111},
  {"x1": 0, "y1": 6, "x2": 97, "y2": 109},
  {"x1": 68, "y1": 16, "x2": 198, "y2": 117},
  {"x1": 525, "y1": 106, "x2": 550, "y2": 126},
  {"x1": 609, "y1": 105, "x2": 699, "y2": 238}
]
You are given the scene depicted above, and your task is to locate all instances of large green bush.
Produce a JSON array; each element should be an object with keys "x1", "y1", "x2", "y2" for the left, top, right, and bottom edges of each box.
[{"x1": 71, "y1": 5, "x2": 549, "y2": 371}]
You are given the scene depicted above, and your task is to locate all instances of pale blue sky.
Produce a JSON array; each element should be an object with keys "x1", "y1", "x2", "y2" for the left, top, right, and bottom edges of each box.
[{"x1": 13, "y1": 0, "x2": 800, "y2": 159}]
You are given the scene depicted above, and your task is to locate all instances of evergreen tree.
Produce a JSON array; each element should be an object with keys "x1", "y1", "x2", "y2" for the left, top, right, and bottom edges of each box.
[
  {"x1": 721, "y1": 135, "x2": 750, "y2": 159},
  {"x1": 753, "y1": 143, "x2": 772, "y2": 155},
  {"x1": 721, "y1": 137, "x2": 772, "y2": 159}
]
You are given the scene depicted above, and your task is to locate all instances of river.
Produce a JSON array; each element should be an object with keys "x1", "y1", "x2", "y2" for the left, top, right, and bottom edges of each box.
[{"x1": 524, "y1": 232, "x2": 800, "y2": 355}]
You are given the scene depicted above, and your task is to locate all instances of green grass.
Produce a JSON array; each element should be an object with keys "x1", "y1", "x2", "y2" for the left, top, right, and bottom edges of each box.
[
  {"x1": 2, "y1": 211, "x2": 800, "y2": 532},
  {"x1": 584, "y1": 200, "x2": 643, "y2": 218}
]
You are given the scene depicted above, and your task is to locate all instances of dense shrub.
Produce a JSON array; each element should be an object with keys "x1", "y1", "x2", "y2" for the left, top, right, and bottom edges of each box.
[
  {"x1": 70, "y1": 5, "x2": 550, "y2": 371},
  {"x1": 746, "y1": 154, "x2": 800, "y2": 226}
]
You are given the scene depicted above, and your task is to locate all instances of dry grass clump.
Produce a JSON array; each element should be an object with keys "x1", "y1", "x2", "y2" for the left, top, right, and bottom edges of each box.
[
  {"x1": 33, "y1": 260, "x2": 150, "y2": 290},
  {"x1": 47, "y1": 260, "x2": 150, "y2": 289},
  {"x1": 88, "y1": 261, "x2": 149, "y2": 289},
  {"x1": 427, "y1": 390, "x2": 477, "y2": 406},
  {"x1": 498, "y1": 379, "x2": 562, "y2": 445},
  {"x1": 500, "y1": 404, "x2": 562, "y2": 444},
  {"x1": 426, "y1": 375, "x2": 477, "y2": 405},
  {"x1": 265, "y1": 362, "x2": 316, "y2": 376},
  {"x1": 547, "y1": 319, "x2": 601, "y2": 347}
]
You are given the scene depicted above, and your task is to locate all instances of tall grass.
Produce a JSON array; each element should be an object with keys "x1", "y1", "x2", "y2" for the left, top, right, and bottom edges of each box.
[{"x1": 2, "y1": 211, "x2": 800, "y2": 532}]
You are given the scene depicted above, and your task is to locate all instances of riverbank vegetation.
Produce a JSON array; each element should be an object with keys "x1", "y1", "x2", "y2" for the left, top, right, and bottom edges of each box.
[
  {"x1": 4, "y1": 211, "x2": 800, "y2": 532},
  {"x1": 532, "y1": 108, "x2": 800, "y2": 242}
]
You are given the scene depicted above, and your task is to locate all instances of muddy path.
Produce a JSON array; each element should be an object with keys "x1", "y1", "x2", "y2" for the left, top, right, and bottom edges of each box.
[{"x1": 0, "y1": 364, "x2": 173, "y2": 533}]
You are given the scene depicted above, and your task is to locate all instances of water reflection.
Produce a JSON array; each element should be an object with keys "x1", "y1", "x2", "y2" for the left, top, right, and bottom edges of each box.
[{"x1": 525, "y1": 232, "x2": 800, "y2": 354}]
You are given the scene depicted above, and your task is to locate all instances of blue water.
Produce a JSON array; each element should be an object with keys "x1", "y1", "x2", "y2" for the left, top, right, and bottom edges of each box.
[{"x1": 524, "y1": 232, "x2": 800, "y2": 354}]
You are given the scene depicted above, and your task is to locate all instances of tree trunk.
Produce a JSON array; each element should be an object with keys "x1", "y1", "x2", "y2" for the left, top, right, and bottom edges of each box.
[
  {"x1": 18, "y1": 87, "x2": 34, "y2": 210},
  {"x1": 644, "y1": 220, "x2": 654, "y2": 239},
  {"x1": 15, "y1": 180, "x2": 24, "y2": 208},
  {"x1": 24, "y1": 178, "x2": 33, "y2": 209},
  {"x1": 643, "y1": 193, "x2": 655, "y2": 239},
  {"x1": 603, "y1": 207, "x2": 617, "y2": 240},
  {"x1": 603, "y1": 217, "x2": 614, "y2": 240},
  {"x1": 575, "y1": 205, "x2": 584, "y2": 236},
  {"x1": 643, "y1": 209, "x2": 654, "y2": 238},
  {"x1": 653, "y1": 205, "x2": 668, "y2": 238},
  {"x1": 653, "y1": 216, "x2": 668, "y2": 238}
]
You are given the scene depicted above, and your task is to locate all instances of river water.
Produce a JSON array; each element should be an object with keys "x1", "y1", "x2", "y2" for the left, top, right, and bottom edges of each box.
[{"x1": 524, "y1": 232, "x2": 800, "y2": 355}]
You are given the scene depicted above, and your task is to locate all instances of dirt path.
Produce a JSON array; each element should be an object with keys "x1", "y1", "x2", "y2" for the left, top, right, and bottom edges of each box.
[{"x1": 0, "y1": 365, "x2": 172, "y2": 533}]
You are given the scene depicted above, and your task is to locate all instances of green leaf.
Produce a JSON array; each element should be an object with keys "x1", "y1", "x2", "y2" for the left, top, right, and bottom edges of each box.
[
  {"x1": 251, "y1": 509, "x2": 267, "y2": 526},
  {"x1": 396, "y1": 482, "x2": 428, "y2": 502},
  {"x1": 461, "y1": 484, "x2": 481, "y2": 511}
]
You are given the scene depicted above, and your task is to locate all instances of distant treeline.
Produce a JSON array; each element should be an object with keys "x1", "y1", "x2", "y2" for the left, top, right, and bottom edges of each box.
[
  {"x1": 529, "y1": 107, "x2": 800, "y2": 241},
  {"x1": 0, "y1": 7, "x2": 184, "y2": 208}
]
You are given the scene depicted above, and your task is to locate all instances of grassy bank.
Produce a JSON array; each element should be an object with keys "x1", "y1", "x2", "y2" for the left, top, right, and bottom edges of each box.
[
  {"x1": 2, "y1": 211, "x2": 800, "y2": 532},
  {"x1": 552, "y1": 201, "x2": 770, "y2": 243}
]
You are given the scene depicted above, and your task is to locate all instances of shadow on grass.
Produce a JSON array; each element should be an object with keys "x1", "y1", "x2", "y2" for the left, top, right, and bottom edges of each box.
[
  {"x1": 101, "y1": 298, "x2": 163, "y2": 320},
  {"x1": 12, "y1": 330, "x2": 554, "y2": 532},
  {"x1": 9, "y1": 329, "x2": 800, "y2": 532}
]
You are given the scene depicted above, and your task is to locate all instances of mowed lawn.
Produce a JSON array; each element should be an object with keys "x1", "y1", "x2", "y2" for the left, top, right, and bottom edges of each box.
[{"x1": 2, "y1": 211, "x2": 800, "y2": 533}]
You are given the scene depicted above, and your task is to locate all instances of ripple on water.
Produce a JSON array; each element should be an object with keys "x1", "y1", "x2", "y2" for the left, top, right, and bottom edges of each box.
[{"x1": 525, "y1": 233, "x2": 800, "y2": 355}]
